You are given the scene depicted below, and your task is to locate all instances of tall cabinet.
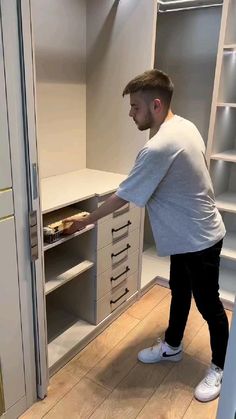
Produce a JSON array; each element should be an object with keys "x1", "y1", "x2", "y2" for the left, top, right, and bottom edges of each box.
[
  {"x1": 0, "y1": 1, "x2": 39, "y2": 417},
  {"x1": 207, "y1": 0, "x2": 236, "y2": 309},
  {"x1": 19, "y1": 0, "x2": 158, "y2": 395},
  {"x1": 0, "y1": 14, "x2": 25, "y2": 417}
]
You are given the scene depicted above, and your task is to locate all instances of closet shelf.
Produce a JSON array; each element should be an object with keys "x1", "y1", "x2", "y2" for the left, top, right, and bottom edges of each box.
[
  {"x1": 221, "y1": 233, "x2": 236, "y2": 261},
  {"x1": 142, "y1": 245, "x2": 169, "y2": 288},
  {"x1": 41, "y1": 169, "x2": 126, "y2": 214},
  {"x1": 219, "y1": 268, "x2": 236, "y2": 308},
  {"x1": 43, "y1": 224, "x2": 95, "y2": 252},
  {"x1": 45, "y1": 256, "x2": 94, "y2": 295},
  {"x1": 223, "y1": 44, "x2": 236, "y2": 51},
  {"x1": 217, "y1": 103, "x2": 236, "y2": 108},
  {"x1": 216, "y1": 192, "x2": 236, "y2": 213},
  {"x1": 47, "y1": 306, "x2": 96, "y2": 370},
  {"x1": 211, "y1": 150, "x2": 236, "y2": 163}
]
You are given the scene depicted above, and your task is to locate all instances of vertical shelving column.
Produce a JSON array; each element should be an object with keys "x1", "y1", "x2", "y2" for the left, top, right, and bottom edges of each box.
[{"x1": 207, "y1": 0, "x2": 236, "y2": 309}]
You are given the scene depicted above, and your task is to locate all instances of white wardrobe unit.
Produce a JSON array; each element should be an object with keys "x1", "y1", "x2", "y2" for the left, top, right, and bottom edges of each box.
[
  {"x1": 16, "y1": 0, "x2": 236, "y2": 412},
  {"x1": 0, "y1": 1, "x2": 39, "y2": 417},
  {"x1": 208, "y1": 1, "x2": 236, "y2": 415},
  {"x1": 207, "y1": 0, "x2": 236, "y2": 310},
  {"x1": 24, "y1": 0, "x2": 158, "y2": 395}
]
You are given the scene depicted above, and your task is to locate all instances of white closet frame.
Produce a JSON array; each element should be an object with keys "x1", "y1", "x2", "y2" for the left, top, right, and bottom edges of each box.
[{"x1": 207, "y1": 0, "x2": 236, "y2": 310}]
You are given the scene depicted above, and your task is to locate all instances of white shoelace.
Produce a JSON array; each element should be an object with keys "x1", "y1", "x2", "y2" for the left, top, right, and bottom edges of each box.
[
  {"x1": 151, "y1": 337, "x2": 162, "y2": 351},
  {"x1": 204, "y1": 368, "x2": 221, "y2": 387}
]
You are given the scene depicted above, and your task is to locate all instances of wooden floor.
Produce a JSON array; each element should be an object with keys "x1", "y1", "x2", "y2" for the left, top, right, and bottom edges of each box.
[{"x1": 21, "y1": 285, "x2": 232, "y2": 419}]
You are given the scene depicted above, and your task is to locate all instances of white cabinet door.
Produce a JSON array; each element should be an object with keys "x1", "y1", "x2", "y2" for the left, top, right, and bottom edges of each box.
[
  {"x1": 0, "y1": 217, "x2": 25, "y2": 410},
  {"x1": 0, "y1": 27, "x2": 12, "y2": 190}
]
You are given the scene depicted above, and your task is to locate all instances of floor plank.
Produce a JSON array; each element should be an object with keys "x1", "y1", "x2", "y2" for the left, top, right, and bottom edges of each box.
[
  {"x1": 136, "y1": 355, "x2": 208, "y2": 419},
  {"x1": 43, "y1": 377, "x2": 109, "y2": 419},
  {"x1": 89, "y1": 362, "x2": 173, "y2": 419},
  {"x1": 63, "y1": 311, "x2": 140, "y2": 376},
  {"x1": 86, "y1": 293, "x2": 171, "y2": 391},
  {"x1": 127, "y1": 285, "x2": 170, "y2": 320},
  {"x1": 183, "y1": 396, "x2": 218, "y2": 419},
  {"x1": 20, "y1": 365, "x2": 84, "y2": 419}
]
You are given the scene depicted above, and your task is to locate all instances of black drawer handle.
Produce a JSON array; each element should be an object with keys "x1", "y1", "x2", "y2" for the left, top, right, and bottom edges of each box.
[
  {"x1": 110, "y1": 288, "x2": 129, "y2": 304},
  {"x1": 111, "y1": 244, "x2": 131, "y2": 258},
  {"x1": 112, "y1": 220, "x2": 131, "y2": 233},
  {"x1": 111, "y1": 266, "x2": 130, "y2": 282}
]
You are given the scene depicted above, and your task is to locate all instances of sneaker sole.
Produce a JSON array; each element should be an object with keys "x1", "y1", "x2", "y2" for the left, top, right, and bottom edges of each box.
[
  {"x1": 138, "y1": 353, "x2": 183, "y2": 364},
  {"x1": 194, "y1": 389, "x2": 221, "y2": 403}
]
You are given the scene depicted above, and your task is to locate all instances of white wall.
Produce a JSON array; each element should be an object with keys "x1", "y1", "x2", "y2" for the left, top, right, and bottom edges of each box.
[
  {"x1": 155, "y1": 7, "x2": 222, "y2": 142},
  {"x1": 32, "y1": 0, "x2": 86, "y2": 178},
  {"x1": 86, "y1": 0, "x2": 157, "y2": 175}
]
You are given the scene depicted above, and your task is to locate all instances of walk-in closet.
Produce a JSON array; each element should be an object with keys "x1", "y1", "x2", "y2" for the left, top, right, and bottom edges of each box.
[{"x1": 1, "y1": 1, "x2": 236, "y2": 418}]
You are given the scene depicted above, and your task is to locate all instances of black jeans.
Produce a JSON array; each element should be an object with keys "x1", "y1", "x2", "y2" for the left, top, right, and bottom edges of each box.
[{"x1": 165, "y1": 239, "x2": 229, "y2": 370}]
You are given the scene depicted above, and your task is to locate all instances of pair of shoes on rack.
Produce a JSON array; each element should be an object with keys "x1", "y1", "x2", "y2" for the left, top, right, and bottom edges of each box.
[{"x1": 138, "y1": 338, "x2": 223, "y2": 402}]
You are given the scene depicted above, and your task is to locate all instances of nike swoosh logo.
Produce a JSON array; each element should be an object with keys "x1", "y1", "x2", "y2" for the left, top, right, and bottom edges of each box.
[{"x1": 162, "y1": 350, "x2": 182, "y2": 358}]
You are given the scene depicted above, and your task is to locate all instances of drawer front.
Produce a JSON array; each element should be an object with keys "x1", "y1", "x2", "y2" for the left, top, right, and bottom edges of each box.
[
  {"x1": 98, "y1": 197, "x2": 135, "y2": 225},
  {"x1": 0, "y1": 189, "x2": 14, "y2": 219},
  {"x1": 97, "y1": 206, "x2": 141, "y2": 249},
  {"x1": 96, "y1": 273, "x2": 138, "y2": 323},
  {"x1": 97, "y1": 228, "x2": 140, "y2": 275},
  {"x1": 96, "y1": 250, "x2": 139, "y2": 300}
]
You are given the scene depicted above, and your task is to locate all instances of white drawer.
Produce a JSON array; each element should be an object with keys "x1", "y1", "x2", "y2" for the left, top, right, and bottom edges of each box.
[
  {"x1": 97, "y1": 228, "x2": 140, "y2": 275},
  {"x1": 96, "y1": 250, "x2": 139, "y2": 300},
  {"x1": 97, "y1": 206, "x2": 141, "y2": 249},
  {"x1": 0, "y1": 189, "x2": 13, "y2": 219},
  {"x1": 98, "y1": 199, "x2": 135, "y2": 225},
  {"x1": 96, "y1": 273, "x2": 138, "y2": 323}
]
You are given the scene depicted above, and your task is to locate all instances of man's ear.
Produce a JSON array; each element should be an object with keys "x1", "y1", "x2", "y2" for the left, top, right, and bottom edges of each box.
[{"x1": 153, "y1": 98, "x2": 161, "y2": 111}]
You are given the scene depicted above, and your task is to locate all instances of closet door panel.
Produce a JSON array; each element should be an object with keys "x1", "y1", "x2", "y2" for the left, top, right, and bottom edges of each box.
[
  {"x1": 0, "y1": 25, "x2": 12, "y2": 190},
  {"x1": 0, "y1": 189, "x2": 13, "y2": 219},
  {"x1": 0, "y1": 217, "x2": 25, "y2": 410}
]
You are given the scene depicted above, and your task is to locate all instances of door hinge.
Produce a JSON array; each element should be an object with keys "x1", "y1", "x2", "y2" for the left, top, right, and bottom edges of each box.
[{"x1": 29, "y1": 210, "x2": 38, "y2": 261}]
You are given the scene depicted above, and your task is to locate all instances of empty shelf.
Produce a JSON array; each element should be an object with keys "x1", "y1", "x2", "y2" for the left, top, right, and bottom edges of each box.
[
  {"x1": 216, "y1": 192, "x2": 236, "y2": 213},
  {"x1": 47, "y1": 305, "x2": 96, "y2": 369},
  {"x1": 221, "y1": 232, "x2": 236, "y2": 261},
  {"x1": 45, "y1": 254, "x2": 94, "y2": 295},
  {"x1": 41, "y1": 169, "x2": 127, "y2": 213},
  {"x1": 217, "y1": 103, "x2": 236, "y2": 108},
  {"x1": 224, "y1": 44, "x2": 236, "y2": 51},
  {"x1": 211, "y1": 150, "x2": 236, "y2": 163},
  {"x1": 142, "y1": 246, "x2": 170, "y2": 288},
  {"x1": 219, "y1": 268, "x2": 236, "y2": 308}
]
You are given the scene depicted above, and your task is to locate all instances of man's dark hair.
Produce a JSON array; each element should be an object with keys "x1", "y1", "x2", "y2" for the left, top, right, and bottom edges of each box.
[{"x1": 122, "y1": 69, "x2": 174, "y2": 109}]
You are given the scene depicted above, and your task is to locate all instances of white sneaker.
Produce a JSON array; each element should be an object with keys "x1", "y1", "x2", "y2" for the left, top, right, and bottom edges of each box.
[
  {"x1": 138, "y1": 338, "x2": 183, "y2": 364},
  {"x1": 194, "y1": 363, "x2": 223, "y2": 402}
]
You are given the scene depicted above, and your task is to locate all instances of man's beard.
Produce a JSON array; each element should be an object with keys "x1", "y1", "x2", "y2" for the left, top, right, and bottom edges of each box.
[{"x1": 135, "y1": 110, "x2": 153, "y2": 131}]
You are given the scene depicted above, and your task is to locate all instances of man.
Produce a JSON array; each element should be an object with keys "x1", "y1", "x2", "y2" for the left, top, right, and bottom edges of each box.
[{"x1": 65, "y1": 69, "x2": 229, "y2": 403}]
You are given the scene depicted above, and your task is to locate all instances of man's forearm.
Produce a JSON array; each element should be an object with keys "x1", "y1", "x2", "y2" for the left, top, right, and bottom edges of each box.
[{"x1": 87, "y1": 193, "x2": 128, "y2": 224}]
